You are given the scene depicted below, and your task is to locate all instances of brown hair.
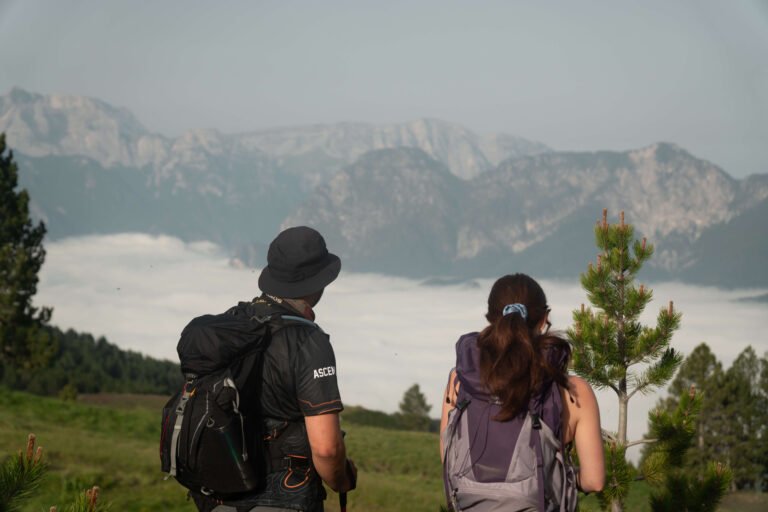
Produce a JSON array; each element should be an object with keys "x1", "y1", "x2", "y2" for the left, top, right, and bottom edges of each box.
[{"x1": 477, "y1": 273, "x2": 571, "y2": 421}]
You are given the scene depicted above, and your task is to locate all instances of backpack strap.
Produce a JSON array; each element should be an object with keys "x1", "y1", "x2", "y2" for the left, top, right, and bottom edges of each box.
[
  {"x1": 278, "y1": 315, "x2": 319, "y2": 329},
  {"x1": 168, "y1": 381, "x2": 193, "y2": 478},
  {"x1": 531, "y1": 411, "x2": 547, "y2": 512},
  {"x1": 442, "y1": 393, "x2": 470, "y2": 511}
]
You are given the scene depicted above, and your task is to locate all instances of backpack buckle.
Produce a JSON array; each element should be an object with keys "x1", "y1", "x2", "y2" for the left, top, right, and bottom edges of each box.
[{"x1": 531, "y1": 412, "x2": 542, "y2": 430}]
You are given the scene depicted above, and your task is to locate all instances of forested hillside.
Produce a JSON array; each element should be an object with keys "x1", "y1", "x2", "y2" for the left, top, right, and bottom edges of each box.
[{"x1": 0, "y1": 326, "x2": 181, "y2": 396}]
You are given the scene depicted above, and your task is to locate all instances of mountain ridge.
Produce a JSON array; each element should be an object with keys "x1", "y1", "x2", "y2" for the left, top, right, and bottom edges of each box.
[
  {"x1": 3, "y1": 87, "x2": 766, "y2": 287},
  {"x1": 0, "y1": 87, "x2": 549, "y2": 182}
]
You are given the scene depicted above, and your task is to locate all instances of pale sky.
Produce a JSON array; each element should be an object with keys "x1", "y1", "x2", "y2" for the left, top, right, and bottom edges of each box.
[{"x1": 1, "y1": 0, "x2": 766, "y2": 177}]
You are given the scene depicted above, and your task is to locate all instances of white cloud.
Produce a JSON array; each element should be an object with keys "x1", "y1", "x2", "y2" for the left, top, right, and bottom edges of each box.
[{"x1": 36, "y1": 233, "x2": 768, "y2": 461}]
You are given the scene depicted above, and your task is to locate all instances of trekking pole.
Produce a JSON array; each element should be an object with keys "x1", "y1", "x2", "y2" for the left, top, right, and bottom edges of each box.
[
  {"x1": 340, "y1": 430, "x2": 349, "y2": 512},
  {"x1": 340, "y1": 458, "x2": 356, "y2": 512}
]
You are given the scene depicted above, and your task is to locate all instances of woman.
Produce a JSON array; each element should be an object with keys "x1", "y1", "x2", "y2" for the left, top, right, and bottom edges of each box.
[{"x1": 440, "y1": 274, "x2": 604, "y2": 511}]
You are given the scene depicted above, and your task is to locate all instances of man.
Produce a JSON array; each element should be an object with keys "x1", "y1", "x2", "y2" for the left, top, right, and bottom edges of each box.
[{"x1": 194, "y1": 226, "x2": 356, "y2": 512}]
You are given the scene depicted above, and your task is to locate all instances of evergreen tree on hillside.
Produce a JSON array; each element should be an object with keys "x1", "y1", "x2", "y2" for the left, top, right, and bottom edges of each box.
[
  {"x1": 397, "y1": 383, "x2": 432, "y2": 431},
  {"x1": 0, "y1": 133, "x2": 55, "y2": 374},
  {"x1": 718, "y1": 347, "x2": 765, "y2": 490},
  {"x1": 0, "y1": 326, "x2": 181, "y2": 396},
  {"x1": 646, "y1": 344, "x2": 766, "y2": 494},
  {"x1": 643, "y1": 385, "x2": 732, "y2": 512},
  {"x1": 568, "y1": 209, "x2": 683, "y2": 512},
  {"x1": 663, "y1": 344, "x2": 721, "y2": 408},
  {"x1": 642, "y1": 344, "x2": 724, "y2": 470}
]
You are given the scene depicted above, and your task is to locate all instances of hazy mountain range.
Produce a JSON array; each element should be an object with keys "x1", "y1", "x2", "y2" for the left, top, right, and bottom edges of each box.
[{"x1": 2, "y1": 87, "x2": 766, "y2": 287}]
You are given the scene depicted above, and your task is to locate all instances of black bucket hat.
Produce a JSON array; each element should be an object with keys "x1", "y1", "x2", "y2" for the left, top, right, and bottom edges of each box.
[{"x1": 258, "y1": 226, "x2": 341, "y2": 298}]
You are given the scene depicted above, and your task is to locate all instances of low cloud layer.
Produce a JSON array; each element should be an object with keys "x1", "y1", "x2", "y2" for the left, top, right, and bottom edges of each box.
[{"x1": 36, "y1": 234, "x2": 768, "y2": 460}]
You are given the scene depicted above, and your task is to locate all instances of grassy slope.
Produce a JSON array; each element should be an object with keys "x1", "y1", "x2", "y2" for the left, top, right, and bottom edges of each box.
[
  {"x1": 1, "y1": 391, "x2": 764, "y2": 512},
  {"x1": 1, "y1": 391, "x2": 189, "y2": 511},
  {"x1": 0, "y1": 391, "x2": 444, "y2": 512}
]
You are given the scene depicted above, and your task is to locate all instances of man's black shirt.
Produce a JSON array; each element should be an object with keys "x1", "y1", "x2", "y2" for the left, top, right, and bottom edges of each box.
[
  {"x1": 258, "y1": 299, "x2": 343, "y2": 422},
  {"x1": 209, "y1": 295, "x2": 343, "y2": 511}
]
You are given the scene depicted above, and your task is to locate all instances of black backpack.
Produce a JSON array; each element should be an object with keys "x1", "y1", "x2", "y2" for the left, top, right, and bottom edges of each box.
[{"x1": 159, "y1": 301, "x2": 310, "y2": 497}]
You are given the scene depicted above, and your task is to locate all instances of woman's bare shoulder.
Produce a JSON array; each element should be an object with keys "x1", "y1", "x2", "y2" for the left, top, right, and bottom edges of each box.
[{"x1": 565, "y1": 375, "x2": 598, "y2": 409}]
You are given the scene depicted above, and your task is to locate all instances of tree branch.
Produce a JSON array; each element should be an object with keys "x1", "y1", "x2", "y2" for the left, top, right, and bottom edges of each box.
[
  {"x1": 627, "y1": 385, "x2": 644, "y2": 400},
  {"x1": 626, "y1": 438, "x2": 657, "y2": 448}
]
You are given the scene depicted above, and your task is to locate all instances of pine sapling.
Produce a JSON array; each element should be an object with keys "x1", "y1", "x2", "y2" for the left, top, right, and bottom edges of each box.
[
  {"x1": 0, "y1": 433, "x2": 46, "y2": 512},
  {"x1": 568, "y1": 210, "x2": 683, "y2": 512}
]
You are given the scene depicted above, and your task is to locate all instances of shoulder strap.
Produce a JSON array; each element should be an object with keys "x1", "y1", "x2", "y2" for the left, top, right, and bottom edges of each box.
[
  {"x1": 277, "y1": 314, "x2": 318, "y2": 328},
  {"x1": 530, "y1": 410, "x2": 547, "y2": 512}
]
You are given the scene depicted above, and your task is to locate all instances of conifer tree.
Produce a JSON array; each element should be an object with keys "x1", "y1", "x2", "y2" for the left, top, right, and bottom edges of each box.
[
  {"x1": 642, "y1": 343, "x2": 724, "y2": 471},
  {"x1": 720, "y1": 347, "x2": 764, "y2": 490},
  {"x1": 568, "y1": 210, "x2": 683, "y2": 512},
  {"x1": 643, "y1": 386, "x2": 732, "y2": 512},
  {"x1": 647, "y1": 344, "x2": 765, "y2": 495},
  {"x1": 0, "y1": 433, "x2": 107, "y2": 512},
  {"x1": 398, "y1": 383, "x2": 432, "y2": 431},
  {"x1": 0, "y1": 133, "x2": 55, "y2": 374},
  {"x1": 0, "y1": 434, "x2": 46, "y2": 512}
]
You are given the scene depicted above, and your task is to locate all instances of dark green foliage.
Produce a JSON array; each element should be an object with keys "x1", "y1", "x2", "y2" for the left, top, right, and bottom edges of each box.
[
  {"x1": 597, "y1": 443, "x2": 636, "y2": 511},
  {"x1": 648, "y1": 462, "x2": 731, "y2": 512},
  {"x1": 647, "y1": 344, "x2": 768, "y2": 493},
  {"x1": 0, "y1": 434, "x2": 46, "y2": 512},
  {"x1": 343, "y1": 406, "x2": 406, "y2": 430},
  {"x1": 0, "y1": 433, "x2": 109, "y2": 512},
  {"x1": 398, "y1": 383, "x2": 433, "y2": 432},
  {"x1": 0, "y1": 133, "x2": 56, "y2": 375},
  {"x1": 643, "y1": 386, "x2": 732, "y2": 511},
  {"x1": 722, "y1": 348, "x2": 766, "y2": 490},
  {"x1": 569, "y1": 210, "x2": 683, "y2": 511},
  {"x1": 343, "y1": 405, "x2": 440, "y2": 433},
  {"x1": 569, "y1": 214, "x2": 682, "y2": 397},
  {"x1": 0, "y1": 325, "x2": 181, "y2": 396}
]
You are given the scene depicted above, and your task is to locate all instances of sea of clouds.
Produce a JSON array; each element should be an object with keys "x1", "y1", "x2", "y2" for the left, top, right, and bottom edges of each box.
[{"x1": 36, "y1": 233, "x2": 768, "y2": 461}]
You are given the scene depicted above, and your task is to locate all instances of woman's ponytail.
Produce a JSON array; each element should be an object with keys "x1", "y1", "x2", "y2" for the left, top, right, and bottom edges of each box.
[{"x1": 476, "y1": 274, "x2": 569, "y2": 421}]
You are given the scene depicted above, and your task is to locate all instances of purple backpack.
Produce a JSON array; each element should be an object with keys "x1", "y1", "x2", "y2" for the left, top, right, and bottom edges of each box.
[{"x1": 442, "y1": 334, "x2": 578, "y2": 512}]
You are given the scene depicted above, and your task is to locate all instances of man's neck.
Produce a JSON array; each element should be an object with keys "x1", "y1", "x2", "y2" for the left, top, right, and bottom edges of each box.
[{"x1": 264, "y1": 294, "x2": 316, "y2": 321}]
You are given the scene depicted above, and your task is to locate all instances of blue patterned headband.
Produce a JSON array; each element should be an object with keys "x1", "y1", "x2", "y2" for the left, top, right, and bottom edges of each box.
[{"x1": 502, "y1": 303, "x2": 528, "y2": 319}]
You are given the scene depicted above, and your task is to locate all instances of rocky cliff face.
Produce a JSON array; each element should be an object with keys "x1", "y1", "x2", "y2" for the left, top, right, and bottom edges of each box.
[
  {"x1": 286, "y1": 145, "x2": 768, "y2": 279},
  {"x1": 464, "y1": 143, "x2": 760, "y2": 271},
  {"x1": 283, "y1": 147, "x2": 464, "y2": 275},
  {"x1": 0, "y1": 88, "x2": 548, "y2": 184},
  {"x1": 3, "y1": 87, "x2": 766, "y2": 285}
]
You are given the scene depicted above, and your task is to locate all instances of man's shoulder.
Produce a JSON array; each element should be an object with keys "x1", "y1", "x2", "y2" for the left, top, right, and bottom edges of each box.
[
  {"x1": 270, "y1": 316, "x2": 329, "y2": 351},
  {"x1": 274, "y1": 315, "x2": 326, "y2": 336}
]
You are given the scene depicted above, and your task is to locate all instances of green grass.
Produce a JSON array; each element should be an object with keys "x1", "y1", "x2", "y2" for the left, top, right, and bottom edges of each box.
[
  {"x1": 0, "y1": 391, "x2": 189, "y2": 511},
  {"x1": 1, "y1": 390, "x2": 765, "y2": 512},
  {"x1": 0, "y1": 390, "x2": 444, "y2": 512}
]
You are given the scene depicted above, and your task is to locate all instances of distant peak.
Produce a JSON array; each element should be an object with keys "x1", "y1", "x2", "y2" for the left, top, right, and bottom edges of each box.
[
  {"x1": 6, "y1": 86, "x2": 42, "y2": 103},
  {"x1": 649, "y1": 141, "x2": 684, "y2": 152},
  {"x1": 632, "y1": 142, "x2": 693, "y2": 163}
]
